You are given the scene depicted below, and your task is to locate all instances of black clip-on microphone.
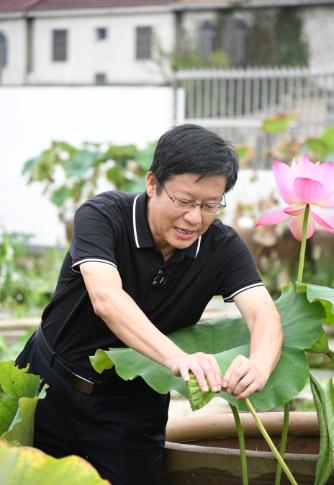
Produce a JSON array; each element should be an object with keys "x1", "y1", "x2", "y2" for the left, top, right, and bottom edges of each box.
[{"x1": 152, "y1": 269, "x2": 170, "y2": 288}]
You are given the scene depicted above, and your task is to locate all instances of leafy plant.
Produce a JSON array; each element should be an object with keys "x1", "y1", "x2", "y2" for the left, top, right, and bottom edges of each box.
[
  {"x1": 310, "y1": 375, "x2": 334, "y2": 485},
  {"x1": 0, "y1": 362, "x2": 109, "y2": 482},
  {"x1": 261, "y1": 112, "x2": 297, "y2": 134},
  {"x1": 269, "y1": 125, "x2": 334, "y2": 163},
  {"x1": 0, "y1": 330, "x2": 35, "y2": 363},
  {"x1": 0, "y1": 440, "x2": 108, "y2": 484},
  {"x1": 22, "y1": 141, "x2": 155, "y2": 241},
  {"x1": 153, "y1": 29, "x2": 230, "y2": 74},
  {"x1": 0, "y1": 361, "x2": 45, "y2": 446},
  {"x1": 0, "y1": 229, "x2": 64, "y2": 316}
]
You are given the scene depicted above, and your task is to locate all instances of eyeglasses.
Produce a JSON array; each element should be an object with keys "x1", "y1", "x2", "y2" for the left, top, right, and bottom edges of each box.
[{"x1": 162, "y1": 184, "x2": 226, "y2": 215}]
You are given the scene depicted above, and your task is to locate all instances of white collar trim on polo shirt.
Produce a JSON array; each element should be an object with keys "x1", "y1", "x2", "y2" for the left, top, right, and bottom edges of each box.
[
  {"x1": 194, "y1": 237, "x2": 201, "y2": 258},
  {"x1": 133, "y1": 193, "x2": 141, "y2": 248}
]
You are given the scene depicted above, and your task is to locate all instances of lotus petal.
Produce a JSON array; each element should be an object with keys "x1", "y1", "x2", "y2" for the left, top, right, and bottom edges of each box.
[
  {"x1": 293, "y1": 177, "x2": 324, "y2": 204},
  {"x1": 284, "y1": 203, "x2": 305, "y2": 216},
  {"x1": 319, "y1": 191, "x2": 334, "y2": 208},
  {"x1": 315, "y1": 160, "x2": 334, "y2": 186},
  {"x1": 310, "y1": 207, "x2": 334, "y2": 233},
  {"x1": 256, "y1": 207, "x2": 290, "y2": 227},
  {"x1": 293, "y1": 155, "x2": 319, "y2": 180},
  {"x1": 273, "y1": 160, "x2": 295, "y2": 204},
  {"x1": 289, "y1": 213, "x2": 315, "y2": 240}
]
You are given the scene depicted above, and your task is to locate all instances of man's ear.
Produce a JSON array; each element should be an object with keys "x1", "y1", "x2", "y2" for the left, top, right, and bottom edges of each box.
[{"x1": 146, "y1": 172, "x2": 157, "y2": 198}]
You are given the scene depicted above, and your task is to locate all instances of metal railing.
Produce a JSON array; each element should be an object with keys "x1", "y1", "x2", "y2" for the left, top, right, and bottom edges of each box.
[{"x1": 173, "y1": 66, "x2": 334, "y2": 169}]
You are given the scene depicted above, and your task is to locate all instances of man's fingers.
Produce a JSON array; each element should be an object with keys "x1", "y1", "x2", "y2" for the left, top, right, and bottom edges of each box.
[
  {"x1": 177, "y1": 354, "x2": 222, "y2": 393},
  {"x1": 224, "y1": 361, "x2": 249, "y2": 392},
  {"x1": 232, "y1": 373, "x2": 254, "y2": 396},
  {"x1": 178, "y1": 362, "x2": 190, "y2": 382},
  {"x1": 199, "y1": 358, "x2": 221, "y2": 392},
  {"x1": 190, "y1": 365, "x2": 209, "y2": 392},
  {"x1": 222, "y1": 356, "x2": 246, "y2": 387},
  {"x1": 236, "y1": 382, "x2": 259, "y2": 400},
  {"x1": 222, "y1": 356, "x2": 268, "y2": 399}
]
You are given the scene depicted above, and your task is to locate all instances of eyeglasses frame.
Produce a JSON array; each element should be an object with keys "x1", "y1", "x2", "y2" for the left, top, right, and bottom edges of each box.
[{"x1": 161, "y1": 183, "x2": 226, "y2": 215}]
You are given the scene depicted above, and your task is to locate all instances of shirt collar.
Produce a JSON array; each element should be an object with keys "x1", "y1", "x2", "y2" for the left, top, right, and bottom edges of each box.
[{"x1": 132, "y1": 192, "x2": 202, "y2": 259}]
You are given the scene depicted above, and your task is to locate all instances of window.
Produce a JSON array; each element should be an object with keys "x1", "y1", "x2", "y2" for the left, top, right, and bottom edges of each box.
[
  {"x1": 229, "y1": 17, "x2": 247, "y2": 66},
  {"x1": 135, "y1": 26, "x2": 152, "y2": 60},
  {"x1": 52, "y1": 29, "x2": 68, "y2": 62},
  {"x1": 0, "y1": 32, "x2": 8, "y2": 68},
  {"x1": 96, "y1": 27, "x2": 108, "y2": 40},
  {"x1": 199, "y1": 21, "x2": 215, "y2": 61},
  {"x1": 95, "y1": 73, "x2": 107, "y2": 85}
]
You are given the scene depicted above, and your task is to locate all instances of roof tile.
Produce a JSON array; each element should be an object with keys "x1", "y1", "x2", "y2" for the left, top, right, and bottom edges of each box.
[
  {"x1": 32, "y1": 0, "x2": 172, "y2": 10},
  {"x1": 0, "y1": 0, "x2": 41, "y2": 12},
  {"x1": 0, "y1": 0, "x2": 174, "y2": 12}
]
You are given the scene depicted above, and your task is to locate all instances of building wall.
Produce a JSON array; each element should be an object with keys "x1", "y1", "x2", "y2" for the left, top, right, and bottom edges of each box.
[
  {"x1": 0, "y1": 85, "x2": 174, "y2": 245},
  {"x1": 28, "y1": 10, "x2": 174, "y2": 85},
  {"x1": 1, "y1": 5, "x2": 334, "y2": 86},
  {"x1": 0, "y1": 18, "x2": 27, "y2": 84},
  {"x1": 181, "y1": 10, "x2": 216, "y2": 43},
  {"x1": 181, "y1": 5, "x2": 334, "y2": 68},
  {"x1": 301, "y1": 6, "x2": 334, "y2": 68}
]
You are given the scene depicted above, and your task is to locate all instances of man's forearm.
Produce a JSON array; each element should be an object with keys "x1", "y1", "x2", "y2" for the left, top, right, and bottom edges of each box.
[
  {"x1": 249, "y1": 309, "x2": 283, "y2": 377},
  {"x1": 95, "y1": 287, "x2": 186, "y2": 367}
]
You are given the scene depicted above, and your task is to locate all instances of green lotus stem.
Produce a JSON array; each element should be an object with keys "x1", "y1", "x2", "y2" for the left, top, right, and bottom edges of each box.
[
  {"x1": 245, "y1": 399, "x2": 298, "y2": 485},
  {"x1": 275, "y1": 204, "x2": 309, "y2": 484},
  {"x1": 230, "y1": 404, "x2": 249, "y2": 485},
  {"x1": 296, "y1": 204, "x2": 310, "y2": 282},
  {"x1": 274, "y1": 402, "x2": 290, "y2": 485}
]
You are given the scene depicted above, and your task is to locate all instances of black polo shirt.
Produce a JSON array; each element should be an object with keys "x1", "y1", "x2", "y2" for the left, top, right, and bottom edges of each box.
[{"x1": 42, "y1": 191, "x2": 263, "y2": 372}]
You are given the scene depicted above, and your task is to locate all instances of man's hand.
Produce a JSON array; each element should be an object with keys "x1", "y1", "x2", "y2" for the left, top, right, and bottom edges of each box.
[
  {"x1": 222, "y1": 355, "x2": 269, "y2": 400},
  {"x1": 166, "y1": 352, "x2": 222, "y2": 393}
]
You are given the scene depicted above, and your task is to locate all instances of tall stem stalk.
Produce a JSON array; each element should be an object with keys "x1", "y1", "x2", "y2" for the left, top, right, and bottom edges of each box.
[
  {"x1": 274, "y1": 402, "x2": 290, "y2": 485},
  {"x1": 230, "y1": 404, "x2": 248, "y2": 485},
  {"x1": 275, "y1": 205, "x2": 309, "y2": 484},
  {"x1": 296, "y1": 204, "x2": 310, "y2": 282},
  {"x1": 245, "y1": 399, "x2": 298, "y2": 485}
]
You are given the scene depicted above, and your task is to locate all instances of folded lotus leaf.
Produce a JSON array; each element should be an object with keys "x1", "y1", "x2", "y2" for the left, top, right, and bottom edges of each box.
[{"x1": 91, "y1": 283, "x2": 329, "y2": 411}]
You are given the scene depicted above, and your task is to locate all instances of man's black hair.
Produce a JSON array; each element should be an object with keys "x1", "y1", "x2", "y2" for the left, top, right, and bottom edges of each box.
[{"x1": 149, "y1": 123, "x2": 239, "y2": 193}]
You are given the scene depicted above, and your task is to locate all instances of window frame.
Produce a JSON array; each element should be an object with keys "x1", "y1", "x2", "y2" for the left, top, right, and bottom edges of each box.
[
  {"x1": 199, "y1": 20, "x2": 216, "y2": 61},
  {"x1": 96, "y1": 27, "x2": 108, "y2": 41},
  {"x1": 135, "y1": 26, "x2": 152, "y2": 60},
  {"x1": 0, "y1": 32, "x2": 8, "y2": 68},
  {"x1": 52, "y1": 29, "x2": 68, "y2": 62},
  {"x1": 94, "y1": 72, "x2": 107, "y2": 85}
]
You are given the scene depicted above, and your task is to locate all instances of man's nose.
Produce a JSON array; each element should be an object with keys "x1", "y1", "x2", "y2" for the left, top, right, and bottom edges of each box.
[{"x1": 183, "y1": 205, "x2": 203, "y2": 224}]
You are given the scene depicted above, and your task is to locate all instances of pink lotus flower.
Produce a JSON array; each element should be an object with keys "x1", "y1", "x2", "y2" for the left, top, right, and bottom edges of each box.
[{"x1": 256, "y1": 155, "x2": 334, "y2": 240}]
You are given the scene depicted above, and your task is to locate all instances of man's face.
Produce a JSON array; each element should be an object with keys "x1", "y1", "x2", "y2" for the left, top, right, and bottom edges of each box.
[{"x1": 146, "y1": 172, "x2": 227, "y2": 260}]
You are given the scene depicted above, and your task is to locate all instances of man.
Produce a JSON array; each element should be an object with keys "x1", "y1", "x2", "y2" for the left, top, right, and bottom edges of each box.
[{"x1": 17, "y1": 124, "x2": 282, "y2": 484}]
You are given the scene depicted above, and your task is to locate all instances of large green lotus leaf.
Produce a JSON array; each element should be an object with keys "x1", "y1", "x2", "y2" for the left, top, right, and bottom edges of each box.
[
  {"x1": 0, "y1": 361, "x2": 40, "y2": 399},
  {"x1": 310, "y1": 375, "x2": 334, "y2": 485},
  {"x1": 0, "y1": 361, "x2": 44, "y2": 445},
  {"x1": 275, "y1": 284, "x2": 325, "y2": 348},
  {"x1": 306, "y1": 329, "x2": 331, "y2": 354},
  {"x1": 0, "y1": 440, "x2": 108, "y2": 484},
  {"x1": 304, "y1": 283, "x2": 334, "y2": 325},
  {"x1": 2, "y1": 387, "x2": 47, "y2": 445},
  {"x1": 91, "y1": 284, "x2": 323, "y2": 411},
  {"x1": 186, "y1": 346, "x2": 308, "y2": 412}
]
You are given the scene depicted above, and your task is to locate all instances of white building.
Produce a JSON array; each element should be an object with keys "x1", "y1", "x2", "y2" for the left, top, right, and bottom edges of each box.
[
  {"x1": 1, "y1": 0, "x2": 334, "y2": 86},
  {"x1": 0, "y1": 0, "x2": 176, "y2": 85}
]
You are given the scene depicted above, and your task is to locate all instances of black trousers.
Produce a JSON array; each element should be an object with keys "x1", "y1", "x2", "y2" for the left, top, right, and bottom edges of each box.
[{"x1": 16, "y1": 333, "x2": 170, "y2": 485}]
